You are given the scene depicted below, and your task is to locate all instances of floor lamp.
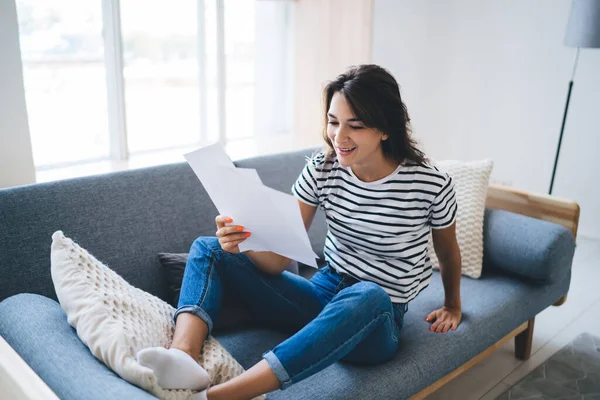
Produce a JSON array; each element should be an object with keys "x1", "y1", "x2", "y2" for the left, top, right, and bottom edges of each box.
[{"x1": 549, "y1": 0, "x2": 600, "y2": 195}]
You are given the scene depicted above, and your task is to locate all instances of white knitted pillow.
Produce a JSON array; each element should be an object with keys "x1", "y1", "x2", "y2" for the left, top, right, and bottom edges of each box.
[
  {"x1": 428, "y1": 159, "x2": 493, "y2": 279},
  {"x1": 50, "y1": 231, "x2": 265, "y2": 400}
]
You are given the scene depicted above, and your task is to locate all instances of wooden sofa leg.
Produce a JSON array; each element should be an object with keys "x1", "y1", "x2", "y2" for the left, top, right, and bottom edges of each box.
[
  {"x1": 553, "y1": 294, "x2": 567, "y2": 306},
  {"x1": 515, "y1": 318, "x2": 535, "y2": 361}
]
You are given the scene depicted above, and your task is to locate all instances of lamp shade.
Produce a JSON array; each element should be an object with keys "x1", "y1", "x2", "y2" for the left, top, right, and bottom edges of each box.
[{"x1": 564, "y1": 0, "x2": 600, "y2": 48}]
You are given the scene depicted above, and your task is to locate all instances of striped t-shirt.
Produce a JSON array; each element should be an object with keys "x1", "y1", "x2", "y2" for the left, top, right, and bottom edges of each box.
[{"x1": 292, "y1": 151, "x2": 458, "y2": 304}]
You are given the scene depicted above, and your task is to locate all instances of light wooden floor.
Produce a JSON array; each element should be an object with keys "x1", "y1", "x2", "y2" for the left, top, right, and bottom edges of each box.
[{"x1": 424, "y1": 235, "x2": 600, "y2": 400}]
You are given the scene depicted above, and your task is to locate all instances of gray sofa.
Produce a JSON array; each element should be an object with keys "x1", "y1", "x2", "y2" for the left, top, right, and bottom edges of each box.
[{"x1": 0, "y1": 148, "x2": 578, "y2": 400}]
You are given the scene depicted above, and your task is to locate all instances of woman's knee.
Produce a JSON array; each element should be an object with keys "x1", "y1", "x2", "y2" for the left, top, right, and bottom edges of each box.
[
  {"x1": 186, "y1": 237, "x2": 223, "y2": 274},
  {"x1": 190, "y1": 236, "x2": 221, "y2": 254},
  {"x1": 347, "y1": 281, "x2": 391, "y2": 310},
  {"x1": 188, "y1": 236, "x2": 255, "y2": 279}
]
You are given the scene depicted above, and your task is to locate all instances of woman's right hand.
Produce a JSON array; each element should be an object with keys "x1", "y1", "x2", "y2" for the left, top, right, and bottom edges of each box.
[{"x1": 215, "y1": 215, "x2": 251, "y2": 254}]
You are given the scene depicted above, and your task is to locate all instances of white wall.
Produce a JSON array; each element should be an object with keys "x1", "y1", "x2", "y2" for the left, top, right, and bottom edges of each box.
[
  {"x1": 373, "y1": 0, "x2": 600, "y2": 239},
  {"x1": 292, "y1": 0, "x2": 373, "y2": 148},
  {"x1": 0, "y1": 0, "x2": 35, "y2": 189}
]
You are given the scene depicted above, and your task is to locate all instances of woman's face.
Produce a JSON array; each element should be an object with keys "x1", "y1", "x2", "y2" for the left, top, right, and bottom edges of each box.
[{"x1": 326, "y1": 91, "x2": 388, "y2": 168}]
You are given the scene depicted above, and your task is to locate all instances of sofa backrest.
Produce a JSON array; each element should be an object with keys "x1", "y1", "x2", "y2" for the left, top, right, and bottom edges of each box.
[{"x1": 0, "y1": 147, "x2": 326, "y2": 303}]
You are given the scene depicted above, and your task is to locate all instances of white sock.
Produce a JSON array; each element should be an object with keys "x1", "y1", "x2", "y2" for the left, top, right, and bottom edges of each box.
[
  {"x1": 187, "y1": 389, "x2": 208, "y2": 400},
  {"x1": 137, "y1": 347, "x2": 211, "y2": 390}
]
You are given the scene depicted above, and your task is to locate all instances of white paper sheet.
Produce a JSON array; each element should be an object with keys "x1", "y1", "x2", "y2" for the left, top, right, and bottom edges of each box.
[{"x1": 184, "y1": 144, "x2": 319, "y2": 268}]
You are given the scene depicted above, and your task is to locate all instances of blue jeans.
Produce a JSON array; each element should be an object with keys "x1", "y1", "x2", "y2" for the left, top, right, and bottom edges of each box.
[{"x1": 175, "y1": 237, "x2": 408, "y2": 390}]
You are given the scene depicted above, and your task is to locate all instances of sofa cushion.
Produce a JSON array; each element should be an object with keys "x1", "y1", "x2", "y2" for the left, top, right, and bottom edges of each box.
[
  {"x1": 0, "y1": 147, "x2": 322, "y2": 305},
  {"x1": 483, "y1": 209, "x2": 576, "y2": 283},
  {"x1": 214, "y1": 269, "x2": 570, "y2": 399},
  {"x1": 0, "y1": 163, "x2": 211, "y2": 304},
  {"x1": 1, "y1": 266, "x2": 570, "y2": 400},
  {"x1": 50, "y1": 231, "x2": 248, "y2": 399},
  {"x1": 428, "y1": 159, "x2": 493, "y2": 279}
]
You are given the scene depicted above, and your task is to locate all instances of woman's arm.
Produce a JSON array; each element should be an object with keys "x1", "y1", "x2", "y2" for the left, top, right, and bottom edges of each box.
[
  {"x1": 426, "y1": 221, "x2": 463, "y2": 332},
  {"x1": 244, "y1": 200, "x2": 318, "y2": 275},
  {"x1": 432, "y1": 221, "x2": 462, "y2": 310}
]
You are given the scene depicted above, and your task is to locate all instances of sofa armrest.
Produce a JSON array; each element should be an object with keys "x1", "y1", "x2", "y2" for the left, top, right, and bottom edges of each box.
[
  {"x1": 485, "y1": 184, "x2": 580, "y2": 239},
  {"x1": 483, "y1": 209, "x2": 576, "y2": 283},
  {"x1": 0, "y1": 336, "x2": 59, "y2": 400}
]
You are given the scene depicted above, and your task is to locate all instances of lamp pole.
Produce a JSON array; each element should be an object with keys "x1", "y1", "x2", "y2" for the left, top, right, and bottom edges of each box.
[{"x1": 549, "y1": 47, "x2": 580, "y2": 195}]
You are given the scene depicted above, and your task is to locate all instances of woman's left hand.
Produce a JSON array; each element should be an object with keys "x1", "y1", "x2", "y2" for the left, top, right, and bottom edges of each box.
[{"x1": 425, "y1": 306, "x2": 462, "y2": 333}]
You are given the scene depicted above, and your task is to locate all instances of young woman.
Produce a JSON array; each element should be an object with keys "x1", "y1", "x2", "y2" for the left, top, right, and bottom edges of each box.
[{"x1": 137, "y1": 64, "x2": 462, "y2": 400}]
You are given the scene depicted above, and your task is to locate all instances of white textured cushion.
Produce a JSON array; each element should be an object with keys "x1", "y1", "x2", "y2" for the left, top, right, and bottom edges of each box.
[
  {"x1": 50, "y1": 231, "x2": 263, "y2": 400},
  {"x1": 428, "y1": 159, "x2": 493, "y2": 279}
]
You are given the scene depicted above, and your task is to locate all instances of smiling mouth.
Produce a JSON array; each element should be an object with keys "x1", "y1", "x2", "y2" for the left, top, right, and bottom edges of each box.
[{"x1": 337, "y1": 147, "x2": 357, "y2": 155}]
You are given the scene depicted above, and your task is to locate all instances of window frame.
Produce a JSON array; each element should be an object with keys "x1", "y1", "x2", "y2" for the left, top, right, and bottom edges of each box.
[{"x1": 100, "y1": 0, "x2": 223, "y2": 163}]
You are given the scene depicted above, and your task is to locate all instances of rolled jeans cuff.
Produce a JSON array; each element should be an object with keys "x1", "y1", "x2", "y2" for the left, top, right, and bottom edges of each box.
[
  {"x1": 262, "y1": 350, "x2": 293, "y2": 390},
  {"x1": 173, "y1": 305, "x2": 214, "y2": 337}
]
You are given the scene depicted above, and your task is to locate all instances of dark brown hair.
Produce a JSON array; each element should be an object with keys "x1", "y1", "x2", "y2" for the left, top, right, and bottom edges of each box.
[{"x1": 322, "y1": 64, "x2": 427, "y2": 165}]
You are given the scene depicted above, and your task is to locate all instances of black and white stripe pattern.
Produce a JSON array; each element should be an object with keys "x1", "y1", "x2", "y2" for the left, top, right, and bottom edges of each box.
[{"x1": 292, "y1": 151, "x2": 457, "y2": 304}]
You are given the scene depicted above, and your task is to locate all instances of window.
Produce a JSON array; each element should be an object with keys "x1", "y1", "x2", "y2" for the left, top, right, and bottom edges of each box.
[
  {"x1": 16, "y1": 0, "x2": 292, "y2": 173},
  {"x1": 121, "y1": 0, "x2": 201, "y2": 154},
  {"x1": 224, "y1": 0, "x2": 255, "y2": 141},
  {"x1": 16, "y1": 0, "x2": 110, "y2": 167}
]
